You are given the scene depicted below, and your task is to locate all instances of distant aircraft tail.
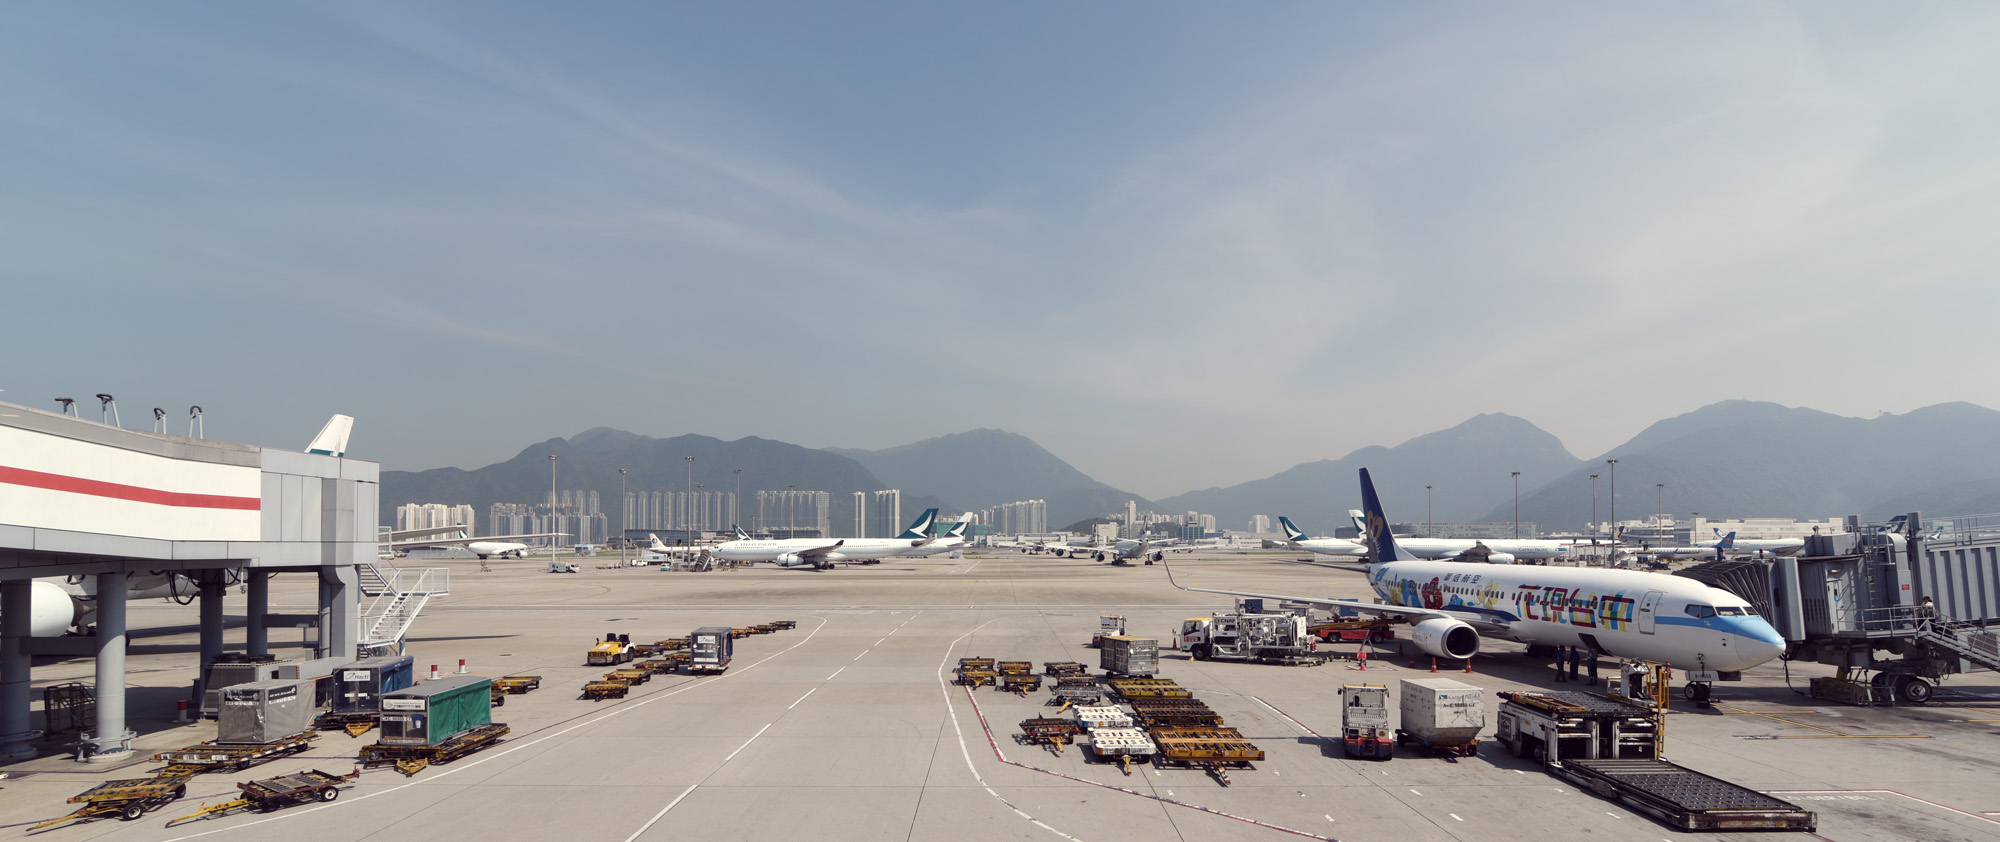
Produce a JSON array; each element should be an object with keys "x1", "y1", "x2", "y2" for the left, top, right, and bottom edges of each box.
[
  {"x1": 1278, "y1": 516, "x2": 1311, "y2": 543},
  {"x1": 1358, "y1": 469, "x2": 1418, "y2": 563},
  {"x1": 731, "y1": 525, "x2": 749, "y2": 540},
  {"x1": 1712, "y1": 529, "x2": 1737, "y2": 550},
  {"x1": 647, "y1": 533, "x2": 670, "y2": 552},
  {"x1": 305, "y1": 414, "x2": 354, "y2": 457},
  {"x1": 897, "y1": 508, "x2": 941, "y2": 540},
  {"x1": 1348, "y1": 509, "x2": 1368, "y2": 538},
  {"x1": 943, "y1": 520, "x2": 968, "y2": 539}
]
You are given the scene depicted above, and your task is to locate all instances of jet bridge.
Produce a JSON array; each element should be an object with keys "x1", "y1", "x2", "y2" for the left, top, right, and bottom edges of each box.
[
  {"x1": 1, "y1": 400, "x2": 380, "y2": 763},
  {"x1": 1677, "y1": 514, "x2": 2000, "y2": 704}
]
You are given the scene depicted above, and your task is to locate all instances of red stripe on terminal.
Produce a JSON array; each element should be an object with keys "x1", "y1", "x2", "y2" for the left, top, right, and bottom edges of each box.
[{"x1": 0, "y1": 465, "x2": 261, "y2": 511}]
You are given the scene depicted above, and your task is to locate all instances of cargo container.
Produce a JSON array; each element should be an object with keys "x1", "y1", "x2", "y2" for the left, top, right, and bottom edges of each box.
[
  {"x1": 1098, "y1": 635, "x2": 1159, "y2": 677},
  {"x1": 378, "y1": 676, "x2": 494, "y2": 747},
  {"x1": 1396, "y1": 677, "x2": 1483, "y2": 756},
  {"x1": 687, "y1": 627, "x2": 734, "y2": 674},
  {"x1": 217, "y1": 680, "x2": 312, "y2": 745},
  {"x1": 200, "y1": 655, "x2": 297, "y2": 718},
  {"x1": 329, "y1": 656, "x2": 415, "y2": 714}
]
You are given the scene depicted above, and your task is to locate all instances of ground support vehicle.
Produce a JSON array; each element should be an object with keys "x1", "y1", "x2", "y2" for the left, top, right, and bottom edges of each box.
[
  {"x1": 1017, "y1": 717, "x2": 1083, "y2": 754},
  {"x1": 629, "y1": 641, "x2": 665, "y2": 658},
  {"x1": 493, "y1": 675, "x2": 542, "y2": 694},
  {"x1": 955, "y1": 658, "x2": 998, "y2": 687},
  {"x1": 1339, "y1": 683, "x2": 1394, "y2": 760},
  {"x1": 1098, "y1": 635, "x2": 1159, "y2": 677},
  {"x1": 1127, "y1": 697, "x2": 1223, "y2": 728},
  {"x1": 997, "y1": 660, "x2": 1033, "y2": 675},
  {"x1": 635, "y1": 659, "x2": 675, "y2": 674},
  {"x1": 1048, "y1": 676, "x2": 1103, "y2": 705},
  {"x1": 1309, "y1": 617, "x2": 1402, "y2": 644},
  {"x1": 1084, "y1": 727, "x2": 1155, "y2": 773},
  {"x1": 749, "y1": 623, "x2": 777, "y2": 635},
  {"x1": 1071, "y1": 705, "x2": 1133, "y2": 729},
  {"x1": 1042, "y1": 661, "x2": 1086, "y2": 677},
  {"x1": 687, "y1": 627, "x2": 735, "y2": 675},
  {"x1": 1106, "y1": 678, "x2": 1190, "y2": 701},
  {"x1": 729, "y1": 627, "x2": 754, "y2": 639},
  {"x1": 28, "y1": 778, "x2": 188, "y2": 831},
  {"x1": 768, "y1": 620, "x2": 797, "y2": 630},
  {"x1": 606, "y1": 668, "x2": 652, "y2": 686},
  {"x1": 1396, "y1": 677, "x2": 1484, "y2": 757},
  {"x1": 1173, "y1": 611, "x2": 1333, "y2": 665},
  {"x1": 999, "y1": 674, "x2": 1043, "y2": 694},
  {"x1": 360, "y1": 723, "x2": 509, "y2": 776},
  {"x1": 1147, "y1": 726, "x2": 1263, "y2": 786},
  {"x1": 586, "y1": 634, "x2": 635, "y2": 666},
  {"x1": 152, "y1": 732, "x2": 318, "y2": 778},
  {"x1": 165, "y1": 768, "x2": 359, "y2": 826},
  {"x1": 582, "y1": 678, "x2": 631, "y2": 700},
  {"x1": 1088, "y1": 615, "x2": 1126, "y2": 648}
]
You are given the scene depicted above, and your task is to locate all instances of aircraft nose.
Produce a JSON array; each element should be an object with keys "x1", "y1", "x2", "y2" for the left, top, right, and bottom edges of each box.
[{"x1": 1731, "y1": 620, "x2": 1787, "y2": 670}]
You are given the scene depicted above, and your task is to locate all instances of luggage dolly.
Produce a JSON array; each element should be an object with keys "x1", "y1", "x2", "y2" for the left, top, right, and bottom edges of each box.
[
  {"x1": 999, "y1": 674, "x2": 1043, "y2": 694},
  {"x1": 165, "y1": 768, "x2": 359, "y2": 826},
  {"x1": 27, "y1": 778, "x2": 189, "y2": 832},
  {"x1": 1016, "y1": 718, "x2": 1084, "y2": 755},
  {"x1": 768, "y1": 620, "x2": 797, "y2": 631},
  {"x1": 492, "y1": 675, "x2": 543, "y2": 694},
  {"x1": 359, "y1": 723, "x2": 510, "y2": 777},
  {"x1": 152, "y1": 732, "x2": 320, "y2": 779},
  {"x1": 314, "y1": 710, "x2": 382, "y2": 737},
  {"x1": 582, "y1": 678, "x2": 631, "y2": 700}
]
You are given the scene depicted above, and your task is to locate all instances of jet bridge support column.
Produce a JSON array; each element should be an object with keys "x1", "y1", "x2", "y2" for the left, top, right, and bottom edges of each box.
[
  {"x1": 192, "y1": 574, "x2": 227, "y2": 708},
  {"x1": 87, "y1": 571, "x2": 132, "y2": 762},
  {"x1": 245, "y1": 570, "x2": 270, "y2": 657},
  {"x1": 319, "y1": 565, "x2": 358, "y2": 661},
  {"x1": 1, "y1": 580, "x2": 35, "y2": 762}
]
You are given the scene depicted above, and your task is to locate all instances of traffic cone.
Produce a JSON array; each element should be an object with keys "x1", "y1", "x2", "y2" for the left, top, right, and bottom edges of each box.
[
  {"x1": 1464, "y1": 658, "x2": 1473, "y2": 674},
  {"x1": 1358, "y1": 649, "x2": 1368, "y2": 670},
  {"x1": 457, "y1": 659, "x2": 467, "y2": 675},
  {"x1": 1430, "y1": 658, "x2": 1438, "y2": 673},
  {"x1": 430, "y1": 664, "x2": 440, "y2": 680}
]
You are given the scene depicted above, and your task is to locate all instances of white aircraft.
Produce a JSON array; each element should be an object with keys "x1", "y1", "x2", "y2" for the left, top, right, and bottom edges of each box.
[
  {"x1": 388, "y1": 526, "x2": 571, "y2": 559},
  {"x1": 1709, "y1": 528, "x2": 1804, "y2": 557},
  {"x1": 1276, "y1": 516, "x2": 1369, "y2": 556},
  {"x1": 1165, "y1": 469, "x2": 1787, "y2": 682},
  {"x1": 1051, "y1": 536, "x2": 1168, "y2": 564},
  {"x1": 711, "y1": 508, "x2": 941, "y2": 569},
  {"x1": 1344, "y1": 509, "x2": 1570, "y2": 563},
  {"x1": 904, "y1": 519, "x2": 972, "y2": 558}
]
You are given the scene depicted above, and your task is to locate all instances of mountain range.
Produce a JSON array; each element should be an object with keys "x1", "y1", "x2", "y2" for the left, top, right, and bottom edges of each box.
[{"x1": 380, "y1": 401, "x2": 2000, "y2": 538}]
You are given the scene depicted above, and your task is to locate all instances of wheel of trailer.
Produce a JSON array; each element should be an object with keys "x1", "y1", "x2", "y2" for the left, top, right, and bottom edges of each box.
[
  {"x1": 1507, "y1": 737, "x2": 1524, "y2": 759},
  {"x1": 171, "y1": 784, "x2": 186, "y2": 801},
  {"x1": 120, "y1": 803, "x2": 145, "y2": 821},
  {"x1": 320, "y1": 786, "x2": 340, "y2": 802},
  {"x1": 1897, "y1": 675, "x2": 1935, "y2": 705}
]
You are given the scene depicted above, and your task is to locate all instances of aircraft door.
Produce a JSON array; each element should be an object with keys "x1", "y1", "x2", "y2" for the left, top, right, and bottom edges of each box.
[{"x1": 1636, "y1": 590, "x2": 1665, "y2": 635}]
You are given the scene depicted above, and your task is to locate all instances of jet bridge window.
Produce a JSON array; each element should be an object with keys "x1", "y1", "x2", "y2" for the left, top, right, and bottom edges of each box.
[{"x1": 1684, "y1": 604, "x2": 1717, "y2": 619}]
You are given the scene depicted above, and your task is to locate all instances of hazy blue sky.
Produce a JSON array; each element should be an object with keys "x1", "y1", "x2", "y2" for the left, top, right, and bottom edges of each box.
[{"x1": 5, "y1": 3, "x2": 1998, "y2": 499}]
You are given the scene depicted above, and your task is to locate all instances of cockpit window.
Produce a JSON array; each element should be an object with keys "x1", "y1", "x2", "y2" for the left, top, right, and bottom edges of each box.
[
  {"x1": 1684, "y1": 604, "x2": 1717, "y2": 619},
  {"x1": 1715, "y1": 606, "x2": 1748, "y2": 616}
]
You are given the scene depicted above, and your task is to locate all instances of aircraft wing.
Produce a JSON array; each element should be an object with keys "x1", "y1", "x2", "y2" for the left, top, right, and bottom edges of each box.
[
  {"x1": 391, "y1": 532, "x2": 569, "y2": 549},
  {"x1": 794, "y1": 541, "x2": 848, "y2": 561},
  {"x1": 1161, "y1": 561, "x2": 1515, "y2": 635}
]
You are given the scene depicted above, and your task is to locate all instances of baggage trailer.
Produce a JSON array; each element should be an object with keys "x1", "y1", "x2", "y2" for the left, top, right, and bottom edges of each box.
[
  {"x1": 360, "y1": 723, "x2": 509, "y2": 776},
  {"x1": 1127, "y1": 697, "x2": 1224, "y2": 728},
  {"x1": 492, "y1": 675, "x2": 542, "y2": 694},
  {"x1": 1017, "y1": 717, "x2": 1084, "y2": 754},
  {"x1": 1098, "y1": 635, "x2": 1159, "y2": 677},
  {"x1": 165, "y1": 768, "x2": 359, "y2": 826},
  {"x1": 1340, "y1": 683, "x2": 1394, "y2": 760},
  {"x1": 153, "y1": 732, "x2": 318, "y2": 778},
  {"x1": 1042, "y1": 661, "x2": 1087, "y2": 677},
  {"x1": 686, "y1": 626, "x2": 734, "y2": 675},
  {"x1": 1148, "y1": 726, "x2": 1263, "y2": 786},
  {"x1": 28, "y1": 778, "x2": 188, "y2": 831},
  {"x1": 1048, "y1": 676, "x2": 1103, "y2": 705},
  {"x1": 1495, "y1": 691, "x2": 1816, "y2": 832},
  {"x1": 1397, "y1": 677, "x2": 1484, "y2": 757},
  {"x1": 999, "y1": 674, "x2": 1043, "y2": 694},
  {"x1": 768, "y1": 620, "x2": 797, "y2": 630},
  {"x1": 1106, "y1": 678, "x2": 1190, "y2": 700},
  {"x1": 1084, "y1": 727, "x2": 1157, "y2": 773},
  {"x1": 365, "y1": 676, "x2": 507, "y2": 775}
]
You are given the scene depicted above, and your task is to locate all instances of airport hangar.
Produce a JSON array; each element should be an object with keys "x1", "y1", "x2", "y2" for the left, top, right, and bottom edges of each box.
[{"x1": 0, "y1": 400, "x2": 375, "y2": 763}]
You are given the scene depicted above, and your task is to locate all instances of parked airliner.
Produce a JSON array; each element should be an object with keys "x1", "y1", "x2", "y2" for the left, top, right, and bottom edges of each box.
[
  {"x1": 1276, "y1": 517, "x2": 1369, "y2": 556},
  {"x1": 711, "y1": 509, "x2": 941, "y2": 569},
  {"x1": 1166, "y1": 469, "x2": 1787, "y2": 684}
]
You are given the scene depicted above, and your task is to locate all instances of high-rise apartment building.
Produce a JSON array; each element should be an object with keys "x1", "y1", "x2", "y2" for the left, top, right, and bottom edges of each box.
[
  {"x1": 756, "y1": 489, "x2": 831, "y2": 539},
  {"x1": 869, "y1": 490, "x2": 902, "y2": 538},
  {"x1": 396, "y1": 503, "x2": 475, "y2": 534}
]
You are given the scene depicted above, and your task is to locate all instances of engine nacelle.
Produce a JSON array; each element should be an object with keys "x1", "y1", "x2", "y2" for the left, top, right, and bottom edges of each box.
[
  {"x1": 1410, "y1": 617, "x2": 1480, "y2": 660},
  {"x1": 4, "y1": 581, "x2": 80, "y2": 638},
  {"x1": 774, "y1": 553, "x2": 805, "y2": 567},
  {"x1": 1485, "y1": 552, "x2": 1516, "y2": 564}
]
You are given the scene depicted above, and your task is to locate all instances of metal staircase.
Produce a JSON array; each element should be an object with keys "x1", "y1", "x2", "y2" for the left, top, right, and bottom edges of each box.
[
  {"x1": 357, "y1": 562, "x2": 449, "y2": 655},
  {"x1": 1916, "y1": 614, "x2": 2000, "y2": 673}
]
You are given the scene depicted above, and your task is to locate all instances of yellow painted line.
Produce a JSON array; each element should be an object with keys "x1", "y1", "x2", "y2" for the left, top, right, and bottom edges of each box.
[{"x1": 1716, "y1": 704, "x2": 1928, "y2": 739}]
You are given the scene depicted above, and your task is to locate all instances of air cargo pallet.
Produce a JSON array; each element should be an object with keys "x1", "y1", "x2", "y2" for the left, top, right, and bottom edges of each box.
[
  {"x1": 165, "y1": 768, "x2": 358, "y2": 826},
  {"x1": 360, "y1": 723, "x2": 510, "y2": 776},
  {"x1": 153, "y1": 732, "x2": 318, "y2": 778},
  {"x1": 1127, "y1": 697, "x2": 1224, "y2": 728},
  {"x1": 1042, "y1": 661, "x2": 1087, "y2": 677},
  {"x1": 582, "y1": 679, "x2": 631, "y2": 700},
  {"x1": 28, "y1": 777, "x2": 189, "y2": 831},
  {"x1": 1084, "y1": 727, "x2": 1156, "y2": 773},
  {"x1": 997, "y1": 661, "x2": 1034, "y2": 675},
  {"x1": 1557, "y1": 759, "x2": 1817, "y2": 832},
  {"x1": 1148, "y1": 726, "x2": 1263, "y2": 786},
  {"x1": 493, "y1": 675, "x2": 543, "y2": 694},
  {"x1": 1017, "y1": 718, "x2": 1084, "y2": 754},
  {"x1": 1000, "y1": 674, "x2": 1043, "y2": 694},
  {"x1": 1106, "y1": 678, "x2": 1191, "y2": 700}
]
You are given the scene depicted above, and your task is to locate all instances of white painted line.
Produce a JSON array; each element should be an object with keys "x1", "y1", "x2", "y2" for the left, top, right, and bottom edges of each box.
[
  {"x1": 1449, "y1": 814, "x2": 1462, "y2": 821},
  {"x1": 1606, "y1": 812, "x2": 1620, "y2": 818},
  {"x1": 876, "y1": 638, "x2": 887, "y2": 646},
  {"x1": 826, "y1": 666, "x2": 845, "y2": 680},
  {"x1": 789, "y1": 688, "x2": 817, "y2": 709},
  {"x1": 620, "y1": 785, "x2": 698, "y2": 842},
  {"x1": 721, "y1": 723, "x2": 773, "y2": 764},
  {"x1": 1410, "y1": 789, "x2": 1423, "y2": 796},
  {"x1": 854, "y1": 650, "x2": 867, "y2": 660}
]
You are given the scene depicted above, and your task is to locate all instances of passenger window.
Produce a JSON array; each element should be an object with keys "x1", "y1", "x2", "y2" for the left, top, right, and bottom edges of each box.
[{"x1": 1684, "y1": 604, "x2": 1717, "y2": 619}]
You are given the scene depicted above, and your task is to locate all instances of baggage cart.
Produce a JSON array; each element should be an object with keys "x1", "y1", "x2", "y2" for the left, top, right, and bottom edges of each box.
[
  {"x1": 360, "y1": 723, "x2": 509, "y2": 776},
  {"x1": 1084, "y1": 727, "x2": 1156, "y2": 773},
  {"x1": 153, "y1": 732, "x2": 318, "y2": 778},
  {"x1": 28, "y1": 778, "x2": 188, "y2": 831},
  {"x1": 165, "y1": 768, "x2": 358, "y2": 826}
]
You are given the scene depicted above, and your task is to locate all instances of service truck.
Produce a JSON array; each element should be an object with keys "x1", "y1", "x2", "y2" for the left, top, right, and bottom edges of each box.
[
  {"x1": 687, "y1": 626, "x2": 734, "y2": 675},
  {"x1": 1171, "y1": 610, "x2": 1329, "y2": 665},
  {"x1": 1339, "y1": 683, "x2": 1394, "y2": 760}
]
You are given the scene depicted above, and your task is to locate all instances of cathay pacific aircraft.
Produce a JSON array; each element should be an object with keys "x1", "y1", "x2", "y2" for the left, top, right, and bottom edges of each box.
[
  {"x1": 1166, "y1": 469, "x2": 1787, "y2": 688},
  {"x1": 711, "y1": 509, "x2": 941, "y2": 569}
]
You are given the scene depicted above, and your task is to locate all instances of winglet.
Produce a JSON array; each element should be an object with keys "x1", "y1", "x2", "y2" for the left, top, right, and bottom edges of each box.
[
  {"x1": 306, "y1": 414, "x2": 354, "y2": 457},
  {"x1": 1358, "y1": 469, "x2": 1418, "y2": 563},
  {"x1": 1278, "y1": 516, "x2": 1311, "y2": 543},
  {"x1": 898, "y1": 508, "x2": 940, "y2": 540}
]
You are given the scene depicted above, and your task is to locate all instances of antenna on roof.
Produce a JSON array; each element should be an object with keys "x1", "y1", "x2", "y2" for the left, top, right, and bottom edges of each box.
[
  {"x1": 153, "y1": 407, "x2": 166, "y2": 433},
  {"x1": 188, "y1": 406, "x2": 204, "y2": 439}
]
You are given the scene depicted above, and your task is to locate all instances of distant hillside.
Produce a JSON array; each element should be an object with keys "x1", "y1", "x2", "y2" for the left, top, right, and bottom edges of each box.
[
  {"x1": 1156, "y1": 414, "x2": 1583, "y2": 530},
  {"x1": 1488, "y1": 402, "x2": 2000, "y2": 530},
  {"x1": 829, "y1": 428, "x2": 1158, "y2": 527},
  {"x1": 381, "y1": 428, "x2": 944, "y2": 538}
]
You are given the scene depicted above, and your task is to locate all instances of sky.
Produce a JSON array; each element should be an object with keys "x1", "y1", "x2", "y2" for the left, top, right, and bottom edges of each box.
[{"x1": 5, "y1": 3, "x2": 1999, "y2": 500}]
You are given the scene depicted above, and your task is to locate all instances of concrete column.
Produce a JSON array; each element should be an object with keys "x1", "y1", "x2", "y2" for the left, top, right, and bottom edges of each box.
[
  {"x1": 87, "y1": 571, "x2": 131, "y2": 762},
  {"x1": 245, "y1": 570, "x2": 269, "y2": 657},
  {"x1": 319, "y1": 566, "x2": 358, "y2": 661},
  {"x1": 191, "y1": 574, "x2": 227, "y2": 708},
  {"x1": 1, "y1": 580, "x2": 36, "y2": 761}
]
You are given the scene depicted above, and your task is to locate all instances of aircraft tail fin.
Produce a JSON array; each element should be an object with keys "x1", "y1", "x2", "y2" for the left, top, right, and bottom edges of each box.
[
  {"x1": 1348, "y1": 509, "x2": 1368, "y2": 538},
  {"x1": 1358, "y1": 469, "x2": 1418, "y2": 563},
  {"x1": 1278, "y1": 516, "x2": 1310, "y2": 543},
  {"x1": 306, "y1": 414, "x2": 355, "y2": 457},
  {"x1": 898, "y1": 508, "x2": 941, "y2": 540},
  {"x1": 731, "y1": 525, "x2": 749, "y2": 540},
  {"x1": 945, "y1": 520, "x2": 968, "y2": 539}
]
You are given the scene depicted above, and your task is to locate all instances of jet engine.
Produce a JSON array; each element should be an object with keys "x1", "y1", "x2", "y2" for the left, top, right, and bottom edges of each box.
[
  {"x1": 1, "y1": 581, "x2": 81, "y2": 638},
  {"x1": 774, "y1": 553, "x2": 805, "y2": 567},
  {"x1": 1485, "y1": 552, "x2": 1516, "y2": 564},
  {"x1": 1409, "y1": 616, "x2": 1480, "y2": 660}
]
